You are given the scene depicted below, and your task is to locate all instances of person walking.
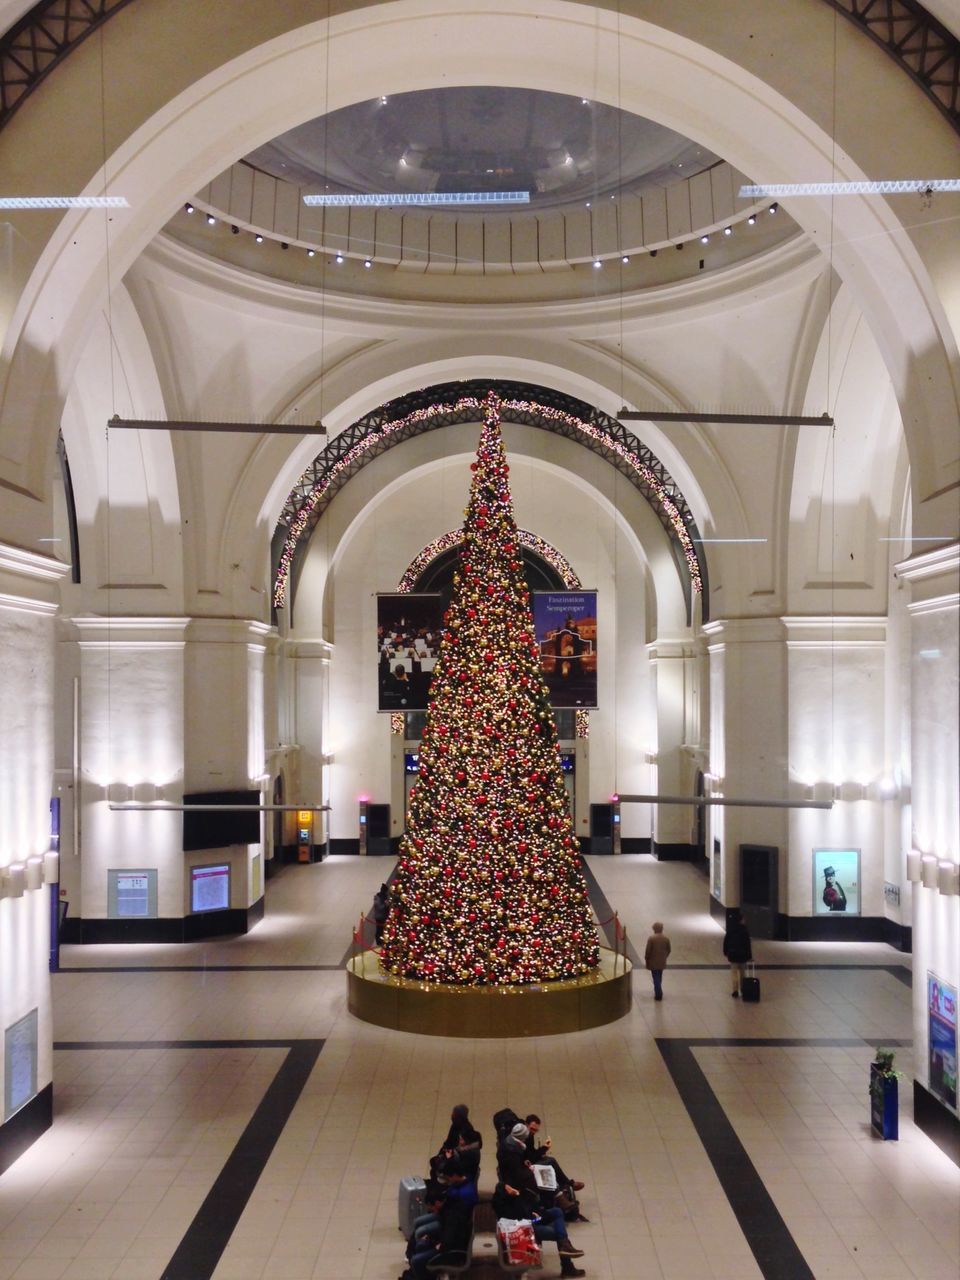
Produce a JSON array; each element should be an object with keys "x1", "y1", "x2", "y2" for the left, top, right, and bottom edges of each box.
[
  {"x1": 723, "y1": 910, "x2": 752, "y2": 998},
  {"x1": 644, "y1": 921, "x2": 671, "y2": 1001}
]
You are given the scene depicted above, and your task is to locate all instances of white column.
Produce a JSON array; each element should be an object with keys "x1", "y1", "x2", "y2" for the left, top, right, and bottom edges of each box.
[
  {"x1": 0, "y1": 544, "x2": 69, "y2": 1159},
  {"x1": 290, "y1": 638, "x2": 332, "y2": 846},
  {"x1": 896, "y1": 545, "x2": 959, "y2": 1113},
  {"x1": 703, "y1": 619, "x2": 788, "y2": 904},
  {"x1": 647, "y1": 639, "x2": 698, "y2": 854},
  {"x1": 72, "y1": 617, "x2": 187, "y2": 921}
]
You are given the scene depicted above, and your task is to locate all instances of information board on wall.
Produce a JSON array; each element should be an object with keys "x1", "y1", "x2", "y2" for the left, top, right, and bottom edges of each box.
[
  {"x1": 191, "y1": 864, "x2": 230, "y2": 913},
  {"x1": 4, "y1": 1008, "x2": 38, "y2": 1119},
  {"x1": 928, "y1": 974, "x2": 958, "y2": 1112}
]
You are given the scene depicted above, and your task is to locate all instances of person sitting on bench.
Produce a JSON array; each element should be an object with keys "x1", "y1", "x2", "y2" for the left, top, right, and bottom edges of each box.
[
  {"x1": 405, "y1": 1173, "x2": 477, "y2": 1280},
  {"x1": 492, "y1": 1179, "x2": 586, "y2": 1278},
  {"x1": 524, "y1": 1114, "x2": 586, "y2": 1194},
  {"x1": 430, "y1": 1104, "x2": 482, "y2": 1183}
]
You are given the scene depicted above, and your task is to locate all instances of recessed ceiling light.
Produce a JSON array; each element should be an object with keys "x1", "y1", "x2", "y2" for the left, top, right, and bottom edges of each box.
[
  {"x1": 0, "y1": 195, "x2": 131, "y2": 209},
  {"x1": 307, "y1": 249, "x2": 316, "y2": 257},
  {"x1": 593, "y1": 259, "x2": 602, "y2": 269},
  {"x1": 700, "y1": 234, "x2": 709, "y2": 244},
  {"x1": 747, "y1": 215, "x2": 756, "y2": 225},
  {"x1": 621, "y1": 255, "x2": 630, "y2": 264},
  {"x1": 334, "y1": 253, "x2": 344, "y2": 264},
  {"x1": 363, "y1": 258, "x2": 372, "y2": 268},
  {"x1": 723, "y1": 226, "x2": 732, "y2": 235},
  {"x1": 184, "y1": 203, "x2": 194, "y2": 214}
]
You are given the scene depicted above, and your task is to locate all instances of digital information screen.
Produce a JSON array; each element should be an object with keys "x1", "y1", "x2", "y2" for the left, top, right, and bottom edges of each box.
[
  {"x1": 191, "y1": 863, "x2": 230, "y2": 913},
  {"x1": 4, "y1": 1008, "x2": 38, "y2": 1120}
]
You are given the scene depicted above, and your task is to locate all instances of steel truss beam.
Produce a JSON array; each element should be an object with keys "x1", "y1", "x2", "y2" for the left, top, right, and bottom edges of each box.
[{"x1": 0, "y1": 3, "x2": 955, "y2": 137}]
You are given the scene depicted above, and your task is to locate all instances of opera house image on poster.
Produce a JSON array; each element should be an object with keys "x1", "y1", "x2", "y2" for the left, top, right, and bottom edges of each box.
[
  {"x1": 532, "y1": 591, "x2": 598, "y2": 708},
  {"x1": 377, "y1": 593, "x2": 444, "y2": 711}
]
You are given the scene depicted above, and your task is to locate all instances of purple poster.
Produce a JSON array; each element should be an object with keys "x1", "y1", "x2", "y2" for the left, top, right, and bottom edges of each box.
[{"x1": 532, "y1": 591, "x2": 598, "y2": 708}]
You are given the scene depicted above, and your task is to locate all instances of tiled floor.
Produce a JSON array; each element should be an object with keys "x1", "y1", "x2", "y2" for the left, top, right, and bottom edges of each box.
[{"x1": 0, "y1": 855, "x2": 957, "y2": 1280}]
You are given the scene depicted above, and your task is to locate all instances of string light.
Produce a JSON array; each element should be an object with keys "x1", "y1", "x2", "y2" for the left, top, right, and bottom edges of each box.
[
  {"x1": 379, "y1": 394, "x2": 600, "y2": 986},
  {"x1": 397, "y1": 529, "x2": 582, "y2": 593},
  {"x1": 273, "y1": 394, "x2": 704, "y2": 608}
]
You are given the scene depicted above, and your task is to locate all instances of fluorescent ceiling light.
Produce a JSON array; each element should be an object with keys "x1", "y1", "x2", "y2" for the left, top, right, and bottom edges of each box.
[
  {"x1": 692, "y1": 538, "x2": 768, "y2": 543},
  {"x1": 0, "y1": 196, "x2": 129, "y2": 209},
  {"x1": 304, "y1": 191, "x2": 530, "y2": 206},
  {"x1": 739, "y1": 180, "x2": 960, "y2": 197}
]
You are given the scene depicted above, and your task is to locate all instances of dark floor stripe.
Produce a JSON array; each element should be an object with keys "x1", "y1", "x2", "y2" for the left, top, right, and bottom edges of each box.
[
  {"x1": 57, "y1": 964, "x2": 345, "y2": 973},
  {"x1": 578, "y1": 857, "x2": 644, "y2": 964},
  {"x1": 160, "y1": 1039, "x2": 323, "y2": 1280},
  {"x1": 54, "y1": 1039, "x2": 310, "y2": 1050},
  {"x1": 657, "y1": 1038, "x2": 815, "y2": 1280}
]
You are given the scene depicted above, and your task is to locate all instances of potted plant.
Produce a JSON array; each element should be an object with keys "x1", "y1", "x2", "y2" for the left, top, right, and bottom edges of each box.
[{"x1": 869, "y1": 1047, "x2": 902, "y2": 1140}]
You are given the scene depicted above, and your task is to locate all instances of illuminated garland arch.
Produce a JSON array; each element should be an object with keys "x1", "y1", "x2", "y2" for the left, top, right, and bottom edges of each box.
[
  {"x1": 397, "y1": 528, "x2": 582, "y2": 593},
  {"x1": 272, "y1": 381, "x2": 709, "y2": 622}
]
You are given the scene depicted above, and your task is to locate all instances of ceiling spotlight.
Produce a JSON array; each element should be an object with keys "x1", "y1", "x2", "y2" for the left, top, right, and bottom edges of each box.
[
  {"x1": 593, "y1": 259, "x2": 602, "y2": 269},
  {"x1": 205, "y1": 213, "x2": 216, "y2": 225},
  {"x1": 723, "y1": 226, "x2": 732, "y2": 235},
  {"x1": 230, "y1": 225, "x2": 239, "y2": 234},
  {"x1": 334, "y1": 253, "x2": 345, "y2": 264},
  {"x1": 185, "y1": 203, "x2": 195, "y2": 214},
  {"x1": 747, "y1": 215, "x2": 756, "y2": 225},
  {"x1": 307, "y1": 248, "x2": 316, "y2": 257},
  {"x1": 280, "y1": 242, "x2": 289, "y2": 250},
  {"x1": 363, "y1": 258, "x2": 372, "y2": 268},
  {"x1": 700, "y1": 234, "x2": 709, "y2": 244},
  {"x1": 254, "y1": 233, "x2": 264, "y2": 243},
  {"x1": 675, "y1": 242, "x2": 684, "y2": 250},
  {"x1": 581, "y1": 98, "x2": 589, "y2": 105},
  {"x1": 585, "y1": 201, "x2": 591, "y2": 208},
  {"x1": 649, "y1": 249, "x2": 658, "y2": 258},
  {"x1": 379, "y1": 96, "x2": 388, "y2": 105},
  {"x1": 621, "y1": 255, "x2": 630, "y2": 264},
  {"x1": 768, "y1": 203, "x2": 778, "y2": 213}
]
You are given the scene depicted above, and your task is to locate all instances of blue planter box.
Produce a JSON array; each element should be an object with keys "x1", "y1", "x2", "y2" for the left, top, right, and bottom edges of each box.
[{"x1": 870, "y1": 1065, "x2": 899, "y2": 1140}]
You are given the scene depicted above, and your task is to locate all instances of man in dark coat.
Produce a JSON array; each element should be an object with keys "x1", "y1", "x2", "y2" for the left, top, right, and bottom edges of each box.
[{"x1": 723, "y1": 910, "x2": 752, "y2": 998}]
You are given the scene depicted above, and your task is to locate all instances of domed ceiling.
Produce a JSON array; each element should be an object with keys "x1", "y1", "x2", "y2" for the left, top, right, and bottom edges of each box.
[{"x1": 244, "y1": 86, "x2": 720, "y2": 212}]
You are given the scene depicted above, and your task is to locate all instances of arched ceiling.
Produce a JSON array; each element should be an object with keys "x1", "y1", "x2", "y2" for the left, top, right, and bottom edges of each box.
[{"x1": 244, "y1": 86, "x2": 720, "y2": 212}]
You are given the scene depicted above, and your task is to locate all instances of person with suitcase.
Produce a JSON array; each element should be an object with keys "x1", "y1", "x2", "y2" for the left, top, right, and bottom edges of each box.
[{"x1": 723, "y1": 911, "x2": 753, "y2": 999}]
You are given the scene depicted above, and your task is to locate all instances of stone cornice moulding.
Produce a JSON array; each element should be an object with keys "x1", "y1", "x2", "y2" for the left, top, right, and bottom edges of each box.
[
  {"x1": 895, "y1": 541, "x2": 960, "y2": 582},
  {"x1": 783, "y1": 615, "x2": 887, "y2": 648},
  {"x1": 286, "y1": 637, "x2": 334, "y2": 661},
  {"x1": 141, "y1": 229, "x2": 822, "y2": 338},
  {"x1": 907, "y1": 591, "x2": 960, "y2": 616},
  {"x1": 184, "y1": 617, "x2": 277, "y2": 645},
  {"x1": 0, "y1": 589, "x2": 58, "y2": 617},
  {"x1": 71, "y1": 615, "x2": 189, "y2": 648},
  {"x1": 0, "y1": 545, "x2": 70, "y2": 614}
]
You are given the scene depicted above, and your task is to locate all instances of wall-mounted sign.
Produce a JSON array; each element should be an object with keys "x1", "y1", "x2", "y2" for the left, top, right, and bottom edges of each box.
[
  {"x1": 813, "y1": 848, "x2": 860, "y2": 916},
  {"x1": 190, "y1": 863, "x2": 230, "y2": 913},
  {"x1": 883, "y1": 881, "x2": 900, "y2": 907},
  {"x1": 108, "y1": 869, "x2": 157, "y2": 918},
  {"x1": 928, "y1": 974, "x2": 958, "y2": 1112},
  {"x1": 4, "y1": 1009, "x2": 38, "y2": 1119}
]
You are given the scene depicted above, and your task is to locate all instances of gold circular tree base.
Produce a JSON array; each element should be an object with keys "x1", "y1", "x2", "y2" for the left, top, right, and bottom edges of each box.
[{"x1": 346, "y1": 947, "x2": 631, "y2": 1037}]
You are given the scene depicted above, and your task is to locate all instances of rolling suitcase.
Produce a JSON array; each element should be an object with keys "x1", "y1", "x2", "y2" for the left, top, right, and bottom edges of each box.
[
  {"x1": 741, "y1": 962, "x2": 761, "y2": 1003},
  {"x1": 398, "y1": 1175, "x2": 426, "y2": 1238}
]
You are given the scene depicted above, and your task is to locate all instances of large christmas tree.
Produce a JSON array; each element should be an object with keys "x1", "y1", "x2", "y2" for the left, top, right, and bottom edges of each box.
[{"x1": 380, "y1": 393, "x2": 600, "y2": 986}]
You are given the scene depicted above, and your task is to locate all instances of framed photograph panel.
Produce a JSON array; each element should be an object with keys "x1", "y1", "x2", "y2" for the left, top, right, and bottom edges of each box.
[
  {"x1": 377, "y1": 594, "x2": 444, "y2": 712},
  {"x1": 813, "y1": 848, "x2": 860, "y2": 916},
  {"x1": 928, "y1": 974, "x2": 958, "y2": 1112},
  {"x1": 532, "y1": 591, "x2": 598, "y2": 708}
]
